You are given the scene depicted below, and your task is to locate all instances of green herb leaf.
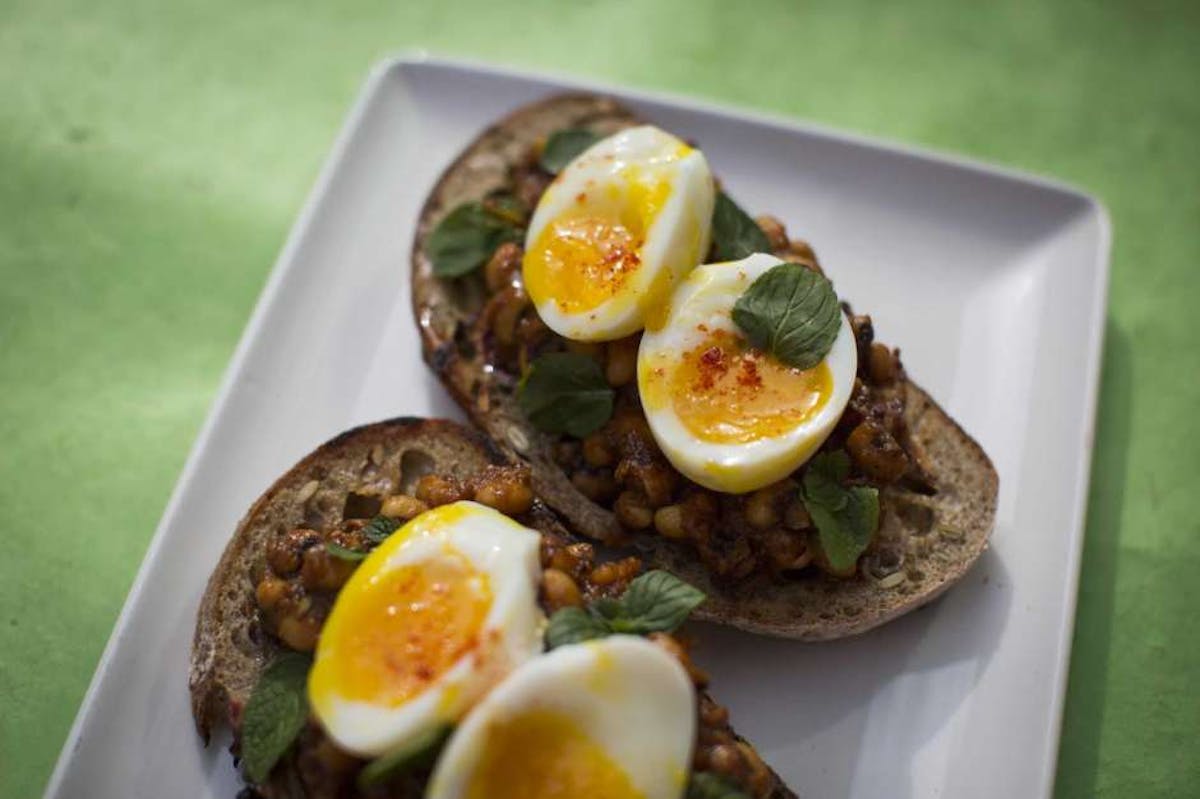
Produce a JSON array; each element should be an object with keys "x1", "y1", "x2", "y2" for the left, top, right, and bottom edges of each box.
[
  {"x1": 517, "y1": 352, "x2": 615, "y2": 438},
  {"x1": 607, "y1": 570, "x2": 706, "y2": 634},
  {"x1": 428, "y1": 202, "x2": 523, "y2": 278},
  {"x1": 540, "y1": 128, "x2": 602, "y2": 174},
  {"x1": 325, "y1": 542, "x2": 368, "y2": 561},
  {"x1": 546, "y1": 606, "x2": 612, "y2": 648},
  {"x1": 732, "y1": 262, "x2": 841, "y2": 369},
  {"x1": 802, "y1": 451, "x2": 880, "y2": 574},
  {"x1": 356, "y1": 724, "x2": 452, "y2": 789},
  {"x1": 241, "y1": 653, "x2": 311, "y2": 784},
  {"x1": 688, "y1": 771, "x2": 753, "y2": 799},
  {"x1": 711, "y1": 191, "x2": 773, "y2": 261},
  {"x1": 362, "y1": 515, "x2": 402, "y2": 545}
]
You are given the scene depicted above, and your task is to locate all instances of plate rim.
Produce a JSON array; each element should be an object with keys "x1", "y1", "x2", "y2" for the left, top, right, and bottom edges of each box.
[{"x1": 44, "y1": 52, "x2": 1112, "y2": 798}]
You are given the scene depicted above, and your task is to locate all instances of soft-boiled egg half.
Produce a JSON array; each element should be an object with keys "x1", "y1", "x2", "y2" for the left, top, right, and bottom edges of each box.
[
  {"x1": 308, "y1": 501, "x2": 543, "y2": 757},
  {"x1": 638, "y1": 253, "x2": 857, "y2": 494},
  {"x1": 427, "y1": 635, "x2": 696, "y2": 799},
  {"x1": 523, "y1": 125, "x2": 715, "y2": 341}
]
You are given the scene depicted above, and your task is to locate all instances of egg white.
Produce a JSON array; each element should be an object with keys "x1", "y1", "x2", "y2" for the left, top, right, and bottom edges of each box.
[
  {"x1": 426, "y1": 635, "x2": 696, "y2": 799},
  {"x1": 638, "y1": 253, "x2": 858, "y2": 494},
  {"x1": 523, "y1": 125, "x2": 714, "y2": 341},
  {"x1": 308, "y1": 501, "x2": 544, "y2": 758}
]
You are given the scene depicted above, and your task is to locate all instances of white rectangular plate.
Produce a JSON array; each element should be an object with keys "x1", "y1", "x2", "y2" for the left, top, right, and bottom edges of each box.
[{"x1": 46, "y1": 55, "x2": 1109, "y2": 799}]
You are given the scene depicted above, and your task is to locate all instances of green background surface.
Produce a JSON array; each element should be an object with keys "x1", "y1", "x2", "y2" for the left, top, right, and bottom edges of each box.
[{"x1": 2, "y1": 0, "x2": 1197, "y2": 796}]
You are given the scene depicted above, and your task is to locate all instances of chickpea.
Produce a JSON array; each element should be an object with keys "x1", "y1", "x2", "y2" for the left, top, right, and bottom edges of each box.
[
  {"x1": 565, "y1": 339, "x2": 603, "y2": 361},
  {"x1": 868, "y1": 341, "x2": 900, "y2": 385},
  {"x1": 380, "y1": 494, "x2": 428, "y2": 521},
  {"x1": 653, "y1": 504, "x2": 688, "y2": 540},
  {"x1": 415, "y1": 474, "x2": 470, "y2": 507},
  {"x1": 846, "y1": 421, "x2": 909, "y2": 483},
  {"x1": 277, "y1": 614, "x2": 321, "y2": 652},
  {"x1": 614, "y1": 490, "x2": 653, "y2": 529},
  {"x1": 707, "y1": 743, "x2": 744, "y2": 774},
  {"x1": 581, "y1": 432, "x2": 615, "y2": 468},
  {"x1": 300, "y1": 546, "x2": 355, "y2": 591},
  {"x1": 266, "y1": 528, "x2": 316, "y2": 576},
  {"x1": 588, "y1": 556, "x2": 642, "y2": 587},
  {"x1": 699, "y1": 696, "x2": 730, "y2": 727},
  {"x1": 541, "y1": 568, "x2": 583, "y2": 611},
  {"x1": 255, "y1": 576, "x2": 289, "y2": 611},
  {"x1": 744, "y1": 488, "x2": 782, "y2": 530},
  {"x1": 787, "y1": 238, "x2": 819, "y2": 267},
  {"x1": 473, "y1": 477, "x2": 534, "y2": 516},
  {"x1": 490, "y1": 287, "x2": 528, "y2": 349},
  {"x1": 783, "y1": 499, "x2": 812, "y2": 530},
  {"x1": 604, "y1": 336, "x2": 639, "y2": 387},
  {"x1": 615, "y1": 459, "x2": 676, "y2": 507},
  {"x1": 571, "y1": 469, "x2": 619, "y2": 502},
  {"x1": 755, "y1": 215, "x2": 789, "y2": 252},
  {"x1": 483, "y1": 242, "x2": 523, "y2": 293},
  {"x1": 737, "y1": 741, "x2": 774, "y2": 796}
]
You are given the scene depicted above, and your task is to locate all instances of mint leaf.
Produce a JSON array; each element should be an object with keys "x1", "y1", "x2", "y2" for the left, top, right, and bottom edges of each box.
[
  {"x1": 428, "y1": 202, "x2": 523, "y2": 278},
  {"x1": 517, "y1": 352, "x2": 614, "y2": 438},
  {"x1": 802, "y1": 452, "x2": 880, "y2": 574},
  {"x1": 608, "y1": 570, "x2": 706, "y2": 634},
  {"x1": 361, "y1": 515, "x2": 401, "y2": 545},
  {"x1": 688, "y1": 771, "x2": 752, "y2": 799},
  {"x1": 325, "y1": 542, "x2": 368, "y2": 561},
  {"x1": 732, "y1": 262, "x2": 841, "y2": 370},
  {"x1": 711, "y1": 191, "x2": 772, "y2": 261},
  {"x1": 540, "y1": 129, "x2": 602, "y2": 174},
  {"x1": 356, "y1": 724, "x2": 452, "y2": 789},
  {"x1": 241, "y1": 653, "x2": 311, "y2": 784},
  {"x1": 546, "y1": 606, "x2": 611, "y2": 648}
]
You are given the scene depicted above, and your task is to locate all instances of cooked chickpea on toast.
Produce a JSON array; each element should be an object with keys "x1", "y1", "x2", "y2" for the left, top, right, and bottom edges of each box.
[
  {"x1": 411, "y1": 94, "x2": 998, "y2": 640},
  {"x1": 190, "y1": 417, "x2": 795, "y2": 798}
]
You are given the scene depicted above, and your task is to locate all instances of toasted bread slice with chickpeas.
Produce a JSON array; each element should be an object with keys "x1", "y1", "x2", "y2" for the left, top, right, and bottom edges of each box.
[
  {"x1": 410, "y1": 94, "x2": 999, "y2": 640},
  {"x1": 190, "y1": 417, "x2": 795, "y2": 798}
]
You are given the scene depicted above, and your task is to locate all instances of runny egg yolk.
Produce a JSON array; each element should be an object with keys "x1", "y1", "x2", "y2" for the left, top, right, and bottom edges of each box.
[
  {"x1": 465, "y1": 710, "x2": 644, "y2": 799},
  {"x1": 308, "y1": 550, "x2": 491, "y2": 707},
  {"x1": 643, "y1": 329, "x2": 833, "y2": 444},
  {"x1": 523, "y1": 169, "x2": 673, "y2": 315}
]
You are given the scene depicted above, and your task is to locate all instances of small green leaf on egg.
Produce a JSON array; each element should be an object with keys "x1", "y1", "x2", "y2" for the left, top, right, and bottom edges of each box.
[
  {"x1": 539, "y1": 128, "x2": 603, "y2": 174},
  {"x1": 732, "y1": 262, "x2": 841, "y2": 370}
]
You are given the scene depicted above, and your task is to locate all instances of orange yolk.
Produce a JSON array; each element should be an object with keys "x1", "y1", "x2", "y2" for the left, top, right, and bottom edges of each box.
[
  {"x1": 465, "y1": 710, "x2": 644, "y2": 799},
  {"x1": 524, "y1": 173, "x2": 672, "y2": 315},
  {"x1": 309, "y1": 551, "x2": 491, "y2": 707},
  {"x1": 646, "y1": 329, "x2": 832, "y2": 444}
]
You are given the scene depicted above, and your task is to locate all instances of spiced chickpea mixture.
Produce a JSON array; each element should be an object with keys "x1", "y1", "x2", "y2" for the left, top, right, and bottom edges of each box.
[
  {"x1": 466, "y1": 143, "x2": 935, "y2": 583},
  {"x1": 250, "y1": 463, "x2": 773, "y2": 797}
]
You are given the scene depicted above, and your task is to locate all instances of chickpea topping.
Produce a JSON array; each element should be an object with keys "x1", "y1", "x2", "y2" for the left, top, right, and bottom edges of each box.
[
  {"x1": 783, "y1": 499, "x2": 812, "y2": 530},
  {"x1": 755, "y1": 215, "x2": 789, "y2": 252},
  {"x1": 614, "y1": 490, "x2": 654, "y2": 529},
  {"x1": 255, "y1": 576, "x2": 289, "y2": 610},
  {"x1": 483, "y1": 241, "x2": 523, "y2": 293},
  {"x1": 300, "y1": 546, "x2": 355, "y2": 592},
  {"x1": 277, "y1": 614, "x2": 320, "y2": 652},
  {"x1": 699, "y1": 696, "x2": 730, "y2": 727},
  {"x1": 565, "y1": 339, "x2": 603, "y2": 361},
  {"x1": 581, "y1": 432, "x2": 615, "y2": 468},
  {"x1": 653, "y1": 504, "x2": 688, "y2": 539},
  {"x1": 541, "y1": 568, "x2": 583, "y2": 611},
  {"x1": 868, "y1": 341, "x2": 899, "y2": 385},
  {"x1": 745, "y1": 488, "x2": 782, "y2": 530},
  {"x1": 473, "y1": 476, "x2": 534, "y2": 516},
  {"x1": 415, "y1": 474, "x2": 470, "y2": 507},
  {"x1": 490, "y1": 287, "x2": 529, "y2": 350},
  {"x1": 588, "y1": 556, "x2": 642, "y2": 587},
  {"x1": 380, "y1": 494, "x2": 428, "y2": 521},
  {"x1": 604, "y1": 335, "x2": 639, "y2": 387},
  {"x1": 846, "y1": 421, "x2": 910, "y2": 483},
  {"x1": 615, "y1": 459, "x2": 676, "y2": 508},
  {"x1": 571, "y1": 468, "x2": 619, "y2": 502}
]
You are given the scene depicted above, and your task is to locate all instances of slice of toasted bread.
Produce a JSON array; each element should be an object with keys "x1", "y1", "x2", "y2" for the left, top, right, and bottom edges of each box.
[
  {"x1": 410, "y1": 94, "x2": 999, "y2": 640},
  {"x1": 190, "y1": 417, "x2": 796, "y2": 798}
]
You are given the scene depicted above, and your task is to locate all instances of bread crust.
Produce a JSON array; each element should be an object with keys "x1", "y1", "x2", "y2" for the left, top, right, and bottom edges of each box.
[{"x1": 410, "y1": 94, "x2": 999, "y2": 640}]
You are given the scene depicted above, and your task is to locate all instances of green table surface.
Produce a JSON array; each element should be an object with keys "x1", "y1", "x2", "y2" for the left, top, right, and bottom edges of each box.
[{"x1": 3, "y1": 0, "x2": 1198, "y2": 796}]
